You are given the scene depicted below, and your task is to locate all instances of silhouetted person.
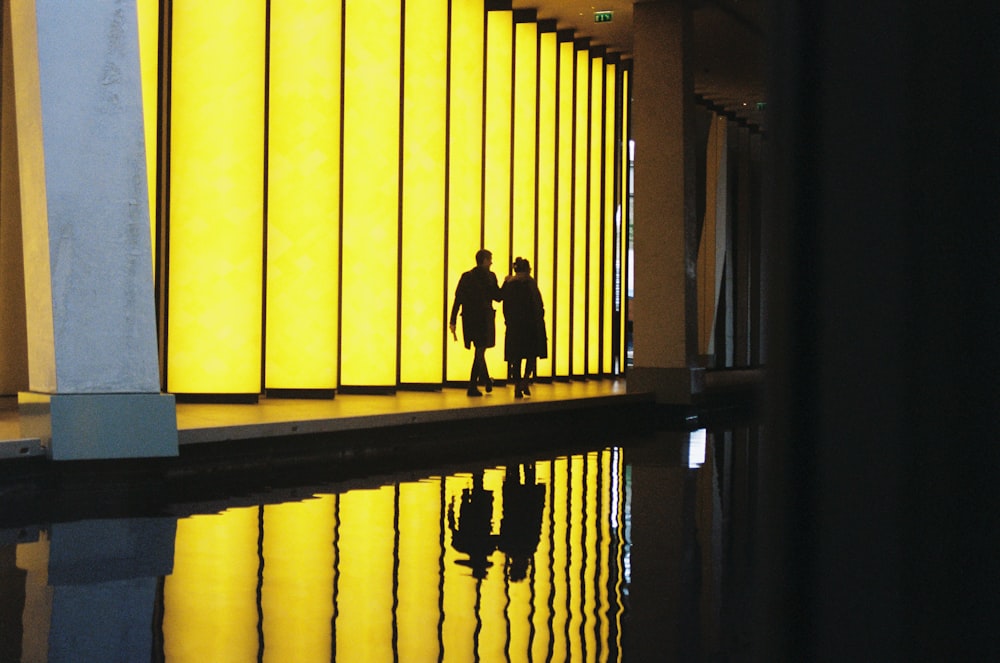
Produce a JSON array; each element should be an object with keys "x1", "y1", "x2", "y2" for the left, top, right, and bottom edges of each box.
[
  {"x1": 450, "y1": 249, "x2": 501, "y2": 396},
  {"x1": 447, "y1": 472, "x2": 497, "y2": 579},
  {"x1": 498, "y1": 463, "x2": 545, "y2": 582},
  {"x1": 500, "y1": 257, "x2": 547, "y2": 398}
]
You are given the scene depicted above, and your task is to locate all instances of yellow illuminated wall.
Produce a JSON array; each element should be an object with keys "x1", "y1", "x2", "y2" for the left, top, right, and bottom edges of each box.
[
  {"x1": 136, "y1": 0, "x2": 158, "y2": 260},
  {"x1": 588, "y1": 54, "x2": 604, "y2": 376},
  {"x1": 340, "y1": 0, "x2": 402, "y2": 388},
  {"x1": 572, "y1": 45, "x2": 590, "y2": 376},
  {"x1": 166, "y1": 1, "x2": 266, "y2": 394},
  {"x1": 445, "y1": 0, "x2": 485, "y2": 384},
  {"x1": 621, "y1": 68, "x2": 630, "y2": 372},
  {"x1": 604, "y1": 62, "x2": 618, "y2": 375},
  {"x1": 511, "y1": 20, "x2": 537, "y2": 266},
  {"x1": 266, "y1": 0, "x2": 341, "y2": 390},
  {"x1": 535, "y1": 30, "x2": 557, "y2": 378},
  {"x1": 483, "y1": 9, "x2": 513, "y2": 381},
  {"x1": 554, "y1": 37, "x2": 575, "y2": 377},
  {"x1": 400, "y1": 0, "x2": 449, "y2": 385}
]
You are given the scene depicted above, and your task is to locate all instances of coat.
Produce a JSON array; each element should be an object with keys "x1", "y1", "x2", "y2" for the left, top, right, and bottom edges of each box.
[
  {"x1": 500, "y1": 274, "x2": 548, "y2": 362},
  {"x1": 450, "y1": 266, "x2": 501, "y2": 349}
]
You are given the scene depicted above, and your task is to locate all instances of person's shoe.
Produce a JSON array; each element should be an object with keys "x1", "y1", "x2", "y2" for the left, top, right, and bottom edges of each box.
[
  {"x1": 483, "y1": 377, "x2": 493, "y2": 393},
  {"x1": 522, "y1": 383, "x2": 531, "y2": 396},
  {"x1": 514, "y1": 387, "x2": 523, "y2": 399},
  {"x1": 467, "y1": 387, "x2": 483, "y2": 397}
]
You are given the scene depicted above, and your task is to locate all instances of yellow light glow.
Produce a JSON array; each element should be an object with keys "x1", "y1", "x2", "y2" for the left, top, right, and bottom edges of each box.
[
  {"x1": 167, "y1": 1, "x2": 266, "y2": 394},
  {"x1": 604, "y1": 63, "x2": 617, "y2": 375},
  {"x1": 400, "y1": 0, "x2": 448, "y2": 385},
  {"x1": 620, "y1": 69, "x2": 630, "y2": 372},
  {"x1": 484, "y1": 10, "x2": 512, "y2": 381},
  {"x1": 163, "y1": 508, "x2": 260, "y2": 661},
  {"x1": 550, "y1": 456, "x2": 570, "y2": 660},
  {"x1": 535, "y1": 30, "x2": 557, "y2": 379},
  {"x1": 262, "y1": 498, "x2": 336, "y2": 661},
  {"x1": 446, "y1": 0, "x2": 485, "y2": 384},
  {"x1": 265, "y1": 0, "x2": 341, "y2": 390},
  {"x1": 572, "y1": 46, "x2": 589, "y2": 376},
  {"x1": 555, "y1": 38, "x2": 574, "y2": 377},
  {"x1": 136, "y1": 0, "x2": 157, "y2": 262},
  {"x1": 340, "y1": 0, "x2": 401, "y2": 387},
  {"x1": 397, "y1": 480, "x2": 444, "y2": 659},
  {"x1": 442, "y1": 473, "x2": 480, "y2": 650},
  {"x1": 512, "y1": 21, "x2": 537, "y2": 265},
  {"x1": 588, "y1": 55, "x2": 604, "y2": 376},
  {"x1": 336, "y1": 487, "x2": 396, "y2": 661}
]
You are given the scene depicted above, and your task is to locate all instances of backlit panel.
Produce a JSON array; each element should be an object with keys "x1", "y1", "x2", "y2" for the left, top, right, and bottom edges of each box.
[
  {"x1": 445, "y1": 0, "x2": 485, "y2": 384},
  {"x1": 167, "y1": 1, "x2": 266, "y2": 394},
  {"x1": 620, "y1": 69, "x2": 630, "y2": 371},
  {"x1": 535, "y1": 30, "x2": 557, "y2": 378},
  {"x1": 401, "y1": 0, "x2": 448, "y2": 384},
  {"x1": 588, "y1": 54, "x2": 603, "y2": 376},
  {"x1": 572, "y1": 45, "x2": 589, "y2": 376},
  {"x1": 483, "y1": 10, "x2": 512, "y2": 381},
  {"x1": 511, "y1": 20, "x2": 537, "y2": 266},
  {"x1": 136, "y1": 0, "x2": 157, "y2": 259},
  {"x1": 604, "y1": 62, "x2": 617, "y2": 375},
  {"x1": 266, "y1": 0, "x2": 341, "y2": 390},
  {"x1": 340, "y1": 0, "x2": 401, "y2": 387},
  {"x1": 554, "y1": 38, "x2": 574, "y2": 377}
]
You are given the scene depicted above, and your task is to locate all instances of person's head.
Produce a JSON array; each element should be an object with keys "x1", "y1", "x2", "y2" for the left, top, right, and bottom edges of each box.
[
  {"x1": 475, "y1": 249, "x2": 492, "y2": 269},
  {"x1": 512, "y1": 257, "x2": 531, "y2": 274}
]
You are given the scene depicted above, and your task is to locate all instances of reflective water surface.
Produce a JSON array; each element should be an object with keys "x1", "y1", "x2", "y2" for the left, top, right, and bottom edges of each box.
[{"x1": 0, "y1": 424, "x2": 758, "y2": 662}]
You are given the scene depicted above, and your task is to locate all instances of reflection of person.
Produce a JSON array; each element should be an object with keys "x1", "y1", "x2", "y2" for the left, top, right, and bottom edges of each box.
[
  {"x1": 447, "y1": 472, "x2": 497, "y2": 579},
  {"x1": 498, "y1": 463, "x2": 546, "y2": 582},
  {"x1": 450, "y1": 249, "x2": 501, "y2": 396},
  {"x1": 501, "y1": 257, "x2": 547, "y2": 398}
]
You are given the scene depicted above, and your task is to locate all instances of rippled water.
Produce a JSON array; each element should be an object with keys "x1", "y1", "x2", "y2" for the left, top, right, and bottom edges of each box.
[{"x1": 0, "y1": 424, "x2": 758, "y2": 662}]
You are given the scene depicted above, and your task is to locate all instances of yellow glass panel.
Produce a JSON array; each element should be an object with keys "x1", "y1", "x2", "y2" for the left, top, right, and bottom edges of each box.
[
  {"x1": 397, "y1": 479, "x2": 443, "y2": 660},
  {"x1": 572, "y1": 46, "x2": 589, "y2": 377},
  {"x1": 336, "y1": 486, "x2": 396, "y2": 661},
  {"x1": 401, "y1": 0, "x2": 448, "y2": 385},
  {"x1": 446, "y1": 0, "x2": 485, "y2": 383},
  {"x1": 167, "y1": 1, "x2": 266, "y2": 394},
  {"x1": 340, "y1": 0, "x2": 401, "y2": 387},
  {"x1": 511, "y1": 21, "x2": 536, "y2": 265},
  {"x1": 588, "y1": 55, "x2": 603, "y2": 376},
  {"x1": 261, "y1": 497, "x2": 336, "y2": 662},
  {"x1": 484, "y1": 10, "x2": 512, "y2": 381},
  {"x1": 164, "y1": 508, "x2": 260, "y2": 662},
  {"x1": 554, "y1": 38, "x2": 574, "y2": 378},
  {"x1": 136, "y1": 0, "x2": 157, "y2": 261},
  {"x1": 266, "y1": 0, "x2": 341, "y2": 390},
  {"x1": 535, "y1": 31, "x2": 557, "y2": 378},
  {"x1": 620, "y1": 69, "x2": 630, "y2": 372},
  {"x1": 604, "y1": 63, "x2": 617, "y2": 375}
]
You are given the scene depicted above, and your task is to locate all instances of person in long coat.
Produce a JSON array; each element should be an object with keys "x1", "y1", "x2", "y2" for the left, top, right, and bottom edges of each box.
[
  {"x1": 450, "y1": 249, "x2": 501, "y2": 396},
  {"x1": 501, "y1": 257, "x2": 547, "y2": 398}
]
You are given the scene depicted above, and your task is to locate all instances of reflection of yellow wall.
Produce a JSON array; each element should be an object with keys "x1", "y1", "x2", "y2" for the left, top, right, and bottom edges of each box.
[
  {"x1": 397, "y1": 479, "x2": 443, "y2": 660},
  {"x1": 164, "y1": 508, "x2": 260, "y2": 662},
  {"x1": 265, "y1": 0, "x2": 341, "y2": 390},
  {"x1": 167, "y1": 1, "x2": 266, "y2": 394}
]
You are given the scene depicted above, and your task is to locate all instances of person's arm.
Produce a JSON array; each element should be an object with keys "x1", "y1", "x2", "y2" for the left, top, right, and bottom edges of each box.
[{"x1": 449, "y1": 276, "x2": 463, "y2": 339}]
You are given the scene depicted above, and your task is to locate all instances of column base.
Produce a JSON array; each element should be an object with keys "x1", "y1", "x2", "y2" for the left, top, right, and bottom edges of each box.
[
  {"x1": 626, "y1": 366, "x2": 705, "y2": 405},
  {"x1": 19, "y1": 392, "x2": 178, "y2": 461}
]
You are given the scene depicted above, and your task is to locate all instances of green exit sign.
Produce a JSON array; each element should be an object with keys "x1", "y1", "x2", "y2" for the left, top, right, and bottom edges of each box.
[{"x1": 594, "y1": 11, "x2": 613, "y2": 23}]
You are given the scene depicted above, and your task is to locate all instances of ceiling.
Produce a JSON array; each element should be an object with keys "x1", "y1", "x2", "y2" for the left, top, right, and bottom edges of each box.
[{"x1": 510, "y1": 0, "x2": 768, "y2": 128}]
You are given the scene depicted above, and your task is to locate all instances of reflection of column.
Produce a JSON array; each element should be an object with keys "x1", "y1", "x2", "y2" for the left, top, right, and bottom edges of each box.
[
  {"x1": 397, "y1": 479, "x2": 443, "y2": 660},
  {"x1": 20, "y1": 519, "x2": 176, "y2": 662}
]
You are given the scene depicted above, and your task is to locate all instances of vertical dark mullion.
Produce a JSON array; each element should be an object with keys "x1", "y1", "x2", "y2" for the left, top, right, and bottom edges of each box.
[
  {"x1": 441, "y1": 0, "x2": 453, "y2": 384},
  {"x1": 157, "y1": 0, "x2": 174, "y2": 391}
]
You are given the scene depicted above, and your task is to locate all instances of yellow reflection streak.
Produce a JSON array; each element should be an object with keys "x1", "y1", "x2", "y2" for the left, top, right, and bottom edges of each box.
[
  {"x1": 484, "y1": 10, "x2": 513, "y2": 382},
  {"x1": 167, "y1": 1, "x2": 266, "y2": 394},
  {"x1": 442, "y1": 472, "x2": 485, "y2": 656},
  {"x1": 340, "y1": 0, "x2": 401, "y2": 387},
  {"x1": 572, "y1": 46, "x2": 590, "y2": 376},
  {"x1": 445, "y1": 0, "x2": 484, "y2": 383},
  {"x1": 164, "y1": 508, "x2": 260, "y2": 662},
  {"x1": 262, "y1": 498, "x2": 335, "y2": 662},
  {"x1": 536, "y1": 31, "x2": 557, "y2": 379},
  {"x1": 401, "y1": 0, "x2": 448, "y2": 385},
  {"x1": 266, "y1": 0, "x2": 341, "y2": 390},
  {"x1": 604, "y1": 63, "x2": 617, "y2": 376},
  {"x1": 397, "y1": 479, "x2": 444, "y2": 660},
  {"x1": 555, "y1": 39, "x2": 574, "y2": 377},
  {"x1": 588, "y1": 55, "x2": 604, "y2": 376},
  {"x1": 136, "y1": 0, "x2": 157, "y2": 262}
]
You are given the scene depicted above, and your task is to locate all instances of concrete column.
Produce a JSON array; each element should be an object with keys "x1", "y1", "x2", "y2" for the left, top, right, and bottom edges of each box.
[
  {"x1": 9, "y1": 0, "x2": 175, "y2": 459},
  {"x1": 628, "y1": 0, "x2": 703, "y2": 403}
]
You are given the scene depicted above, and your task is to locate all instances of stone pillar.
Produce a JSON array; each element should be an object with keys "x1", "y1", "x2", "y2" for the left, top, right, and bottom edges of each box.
[
  {"x1": 628, "y1": 0, "x2": 703, "y2": 403},
  {"x1": 9, "y1": 0, "x2": 176, "y2": 459}
]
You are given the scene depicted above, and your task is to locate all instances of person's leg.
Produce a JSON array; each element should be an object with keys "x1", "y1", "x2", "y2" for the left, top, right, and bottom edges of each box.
[
  {"x1": 467, "y1": 345, "x2": 483, "y2": 396},
  {"x1": 523, "y1": 357, "x2": 536, "y2": 395},
  {"x1": 512, "y1": 359, "x2": 524, "y2": 398}
]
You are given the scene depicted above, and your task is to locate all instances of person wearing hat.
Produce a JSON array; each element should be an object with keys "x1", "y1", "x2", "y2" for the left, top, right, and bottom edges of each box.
[
  {"x1": 501, "y1": 257, "x2": 548, "y2": 398},
  {"x1": 450, "y1": 249, "x2": 502, "y2": 396}
]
